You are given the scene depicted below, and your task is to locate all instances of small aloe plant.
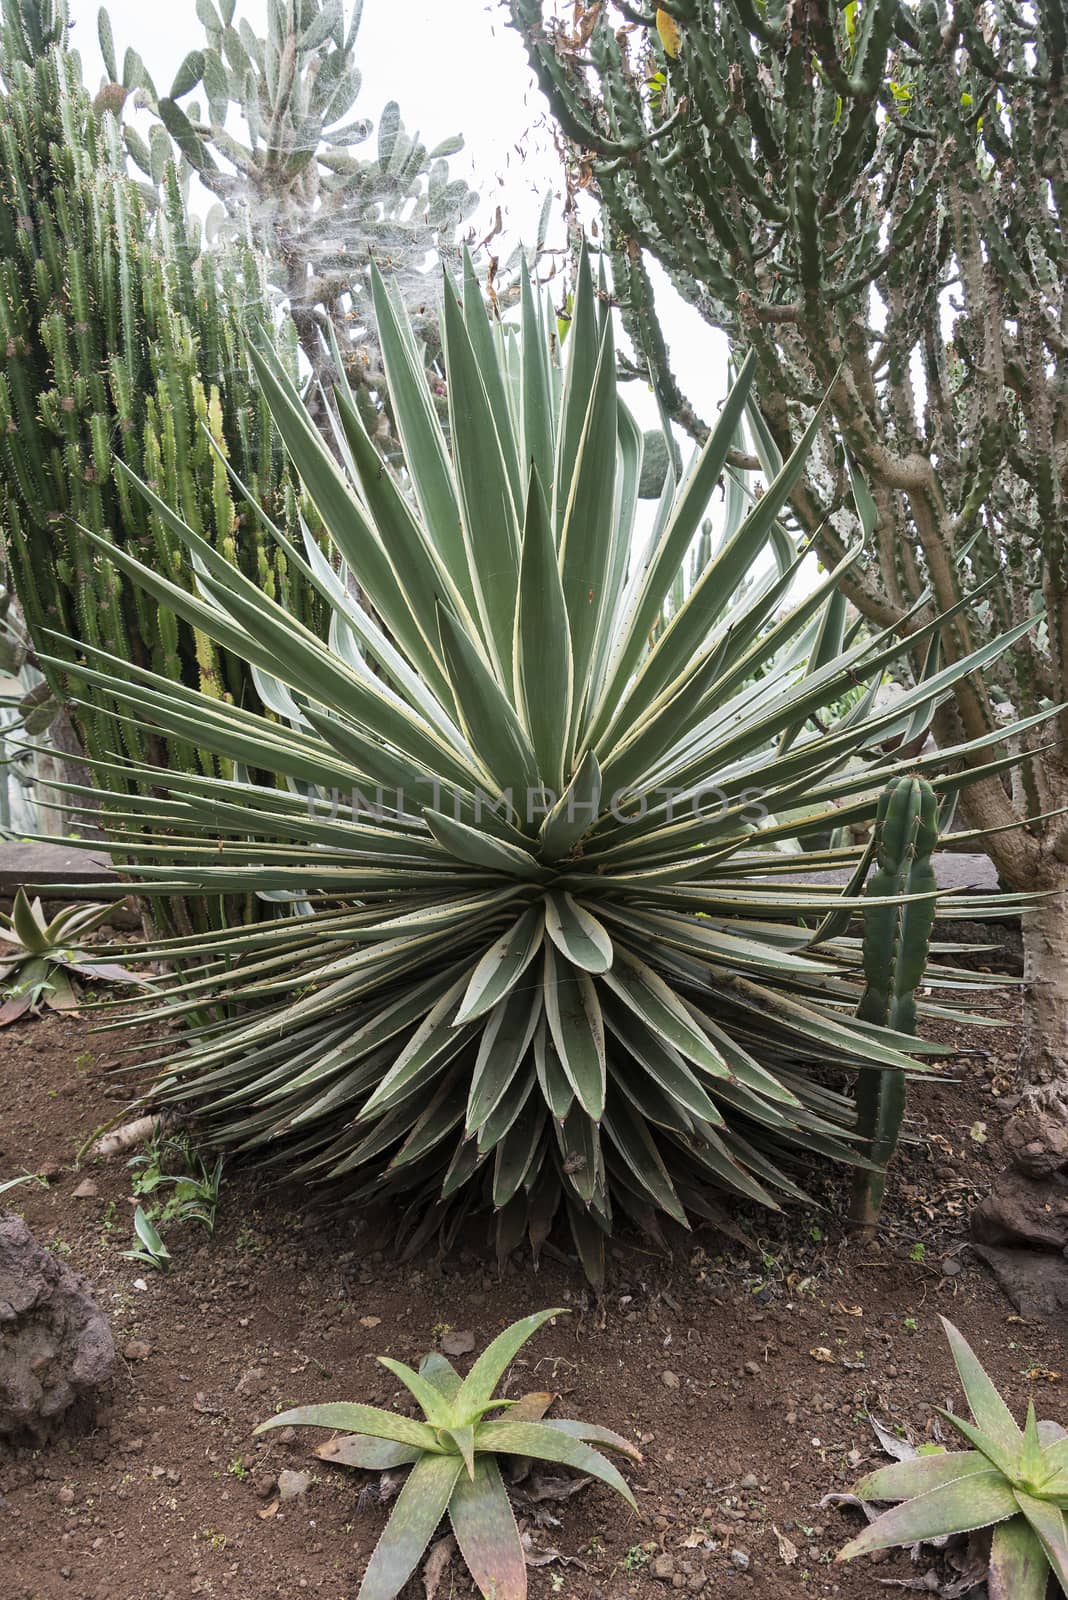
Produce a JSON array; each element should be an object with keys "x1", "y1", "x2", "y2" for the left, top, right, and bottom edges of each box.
[
  {"x1": 839, "y1": 1316, "x2": 1068, "y2": 1598},
  {"x1": 0, "y1": 890, "x2": 138, "y2": 1024},
  {"x1": 256, "y1": 1309, "x2": 639, "y2": 1600}
]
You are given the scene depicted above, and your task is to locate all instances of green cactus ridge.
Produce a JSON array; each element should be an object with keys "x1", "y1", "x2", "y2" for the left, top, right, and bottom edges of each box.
[
  {"x1": 0, "y1": 37, "x2": 322, "y2": 928},
  {"x1": 851, "y1": 774, "x2": 939, "y2": 1228},
  {"x1": 858, "y1": 775, "x2": 940, "y2": 1035}
]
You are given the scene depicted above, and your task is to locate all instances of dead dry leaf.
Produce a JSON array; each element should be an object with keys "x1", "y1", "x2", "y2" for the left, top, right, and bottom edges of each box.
[
  {"x1": 820, "y1": 1490, "x2": 878, "y2": 1524},
  {"x1": 509, "y1": 1391, "x2": 555, "y2": 1423},
  {"x1": 520, "y1": 1528, "x2": 591, "y2": 1571},
  {"x1": 809, "y1": 1346, "x2": 836, "y2": 1364},
  {"x1": 522, "y1": 1474, "x2": 591, "y2": 1505},
  {"x1": 655, "y1": 7, "x2": 681, "y2": 56},
  {"x1": 869, "y1": 1414, "x2": 917, "y2": 1461},
  {"x1": 423, "y1": 1533, "x2": 456, "y2": 1599},
  {"x1": 774, "y1": 1525, "x2": 799, "y2": 1566}
]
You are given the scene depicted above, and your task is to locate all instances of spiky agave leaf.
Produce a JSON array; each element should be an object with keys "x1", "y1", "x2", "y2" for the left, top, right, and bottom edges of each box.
[
  {"x1": 0, "y1": 889, "x2": 139, "y2": 1023},
  {"x1": 257, "y1": 1310, "x2": 637, "y2": 1600},
  {"x1": 449, "y1": 1457, "x2": 527, "y2": 1600},
  {"x1": 988, "y1": 1516, "x2": 1050, "y2": 1600},
  {"x1": 54, "y1": 249, "x2": 1038, "y2": 1272},
  {"x1": 838, "y1": 1319, "x2": 1068, "y2": 1597}
]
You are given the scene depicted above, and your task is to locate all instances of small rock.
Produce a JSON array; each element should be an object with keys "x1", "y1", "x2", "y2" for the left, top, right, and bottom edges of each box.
[
  {"x1": 277, "y1": 1469, "x2": 311, "y2": 1501},
  {"x1": 743, "y1": 1361, "x2": 760, "y2": 1377},
  {"x1": 941, "y1": 1257, "x2": 961, "y2": 1277},
  {"x1": 739, "y1": 1473, "x2": 758, "y2": 1490},
  {"x1": 358, "y1": 1316, "x2": 381, "y2": 1330},
  {"x1": 234, "y1": 1368, "x2": 267, "y2": 1397},
  {"x1": 122, "y1": 1339, "x2": 152, "y2": 1362},
  {"x1": 253, "y1": 1471, "x2": 277, "y2": 1500},
  {"x1": 661, "y1": 1370, "x2": 680, "y2": 1389},
  {"x1": 440, "y1": 1329, "x2": 475, "y2": 1357},
  {"x1": 71, "y1": 1180, "x2": 98, "y2": 1200},
  {"x1": 651, "y1": 1553, "x2": 675, "y2": 1581},
  {"x1": 729, "y1": 1549, "x2": 750, "y2": 1571},
  {"x1": 0, "y1": 1214, "x2": 116, "y2": 1439},
  {"x1": 36, "y1": 1161, "x2": 62, "y2": 1182},
  {"x1": 56, "y1": 1486, "x2": 75, "y2": 1507}
]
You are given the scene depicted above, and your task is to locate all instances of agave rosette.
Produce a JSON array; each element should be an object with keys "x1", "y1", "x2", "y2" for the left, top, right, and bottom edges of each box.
[
  {"x1": 51, "y1": 249, "x2": 1032, "y2": 1277},
  {"x1": 0, "y1": 888, "x2": 137, "y2": 1023},
  {"x1": 257, "y1": 1308, "x2": 638, "y2": 1600},
  {"x1": 840, "y1": 1317, "x2": 1068, "y2": 1599}
]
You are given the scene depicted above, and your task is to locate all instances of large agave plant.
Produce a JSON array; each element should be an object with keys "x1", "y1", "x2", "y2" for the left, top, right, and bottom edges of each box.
[{"x1": 54, "y1": 251, "x2": 1032, "y2": 1279}]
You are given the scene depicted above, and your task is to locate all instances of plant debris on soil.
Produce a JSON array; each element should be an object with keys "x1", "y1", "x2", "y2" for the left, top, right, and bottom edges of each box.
[{"x1": 1, "y1": 992, "x2": 1062, "y2": 1600}]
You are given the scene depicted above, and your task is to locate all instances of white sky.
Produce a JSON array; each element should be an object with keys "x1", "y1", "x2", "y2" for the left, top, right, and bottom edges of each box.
[{"x1": 65, "y1": 0, "x2": 728, "y2": 437}]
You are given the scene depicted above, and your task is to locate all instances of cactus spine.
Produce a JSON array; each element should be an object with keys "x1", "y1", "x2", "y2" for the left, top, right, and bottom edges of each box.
[{"x1": 850, "y1": 775, "x2": 939, "y2": 1230}]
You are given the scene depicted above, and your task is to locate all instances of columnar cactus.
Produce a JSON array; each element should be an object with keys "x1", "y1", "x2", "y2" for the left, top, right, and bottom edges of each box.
[
  {"x1": 850, "y1": 774, "x2": 939, "y2": 1229},
  {"x1": 0, "y1": 30, "x2": 322, "y2": 801}
]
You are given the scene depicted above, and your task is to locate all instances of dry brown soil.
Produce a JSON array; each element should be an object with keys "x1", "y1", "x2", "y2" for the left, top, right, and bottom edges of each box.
[{"x1": 1, "y1": 996, "x2": 1063, "y2": 1600}]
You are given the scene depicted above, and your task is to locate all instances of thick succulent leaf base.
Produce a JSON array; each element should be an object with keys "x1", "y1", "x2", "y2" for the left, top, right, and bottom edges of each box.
[
  {"x1": 358, "y1": 1453, "x2": 463, "y2": 1600},
  {"x1": 988, "y1": 1516, "x2": 1051, "y2": 1600},
  {"x1": 66, "y1": 249, "x2": 1029, "y2": 1274},
  {"x1": 449, "y1": 1457, "x2": 527, "y2": 1600}
]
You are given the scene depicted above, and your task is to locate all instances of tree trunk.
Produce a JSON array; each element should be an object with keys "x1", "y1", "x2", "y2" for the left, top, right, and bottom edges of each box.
[
  {"x1": 999, "y1": 874, "x2": 1068, "y2": 1180},
  {"x1": 1020, "y1": 884, "x2": 1068, "y2": 1095},
  {"x1": 32, "y1": 706, "x2": 98, "y2": 839},
  {"x1": 970, "y1": 870, "x2": 1068, "y2": 1318}
]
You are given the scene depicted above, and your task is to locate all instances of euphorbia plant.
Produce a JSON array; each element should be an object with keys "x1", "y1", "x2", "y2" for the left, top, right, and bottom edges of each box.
[
  {"x1": 256, "y1": 1308, "x2": 639, "y2": 1600},
  {"x1": 838, "y1": 1317, "x2": 1068, "y2": 1598}
]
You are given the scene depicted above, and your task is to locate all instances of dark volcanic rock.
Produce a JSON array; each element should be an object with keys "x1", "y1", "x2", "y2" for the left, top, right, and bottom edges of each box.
[
  {"x1": 0, "y1": 1212, "x2": 115, "y2": 1439},
  {"x1": 972, "y1": 1167, "x2": 1068, "y2": 1252},
  {"x1": 1003, "y1": 1107, "x2": 1068, "y2": 1179},
  {"x1": 972, "y1": 1242, "x2": 1068, "y2": 1320},
  {"x1": 972, "y1": 1166, "x2": 1068, "y2": 1320}
]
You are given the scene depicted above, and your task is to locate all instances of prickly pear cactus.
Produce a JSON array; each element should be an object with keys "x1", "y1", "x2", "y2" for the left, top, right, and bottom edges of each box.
[{"x1": 850, "y1": 774, "x2": 939, "y2": 1229}]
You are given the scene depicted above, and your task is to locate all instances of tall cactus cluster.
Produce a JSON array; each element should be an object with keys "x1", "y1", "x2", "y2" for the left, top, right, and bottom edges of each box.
[
  {"x1": 852, "y1": 775, "x2": 939, "y2": 1229},
  {"x1": 508, "y1": 2, "x2": 1065, "y2": 840},
  {"x1": 0, "y1": 29, "x2": 322, "y2": 798}
]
